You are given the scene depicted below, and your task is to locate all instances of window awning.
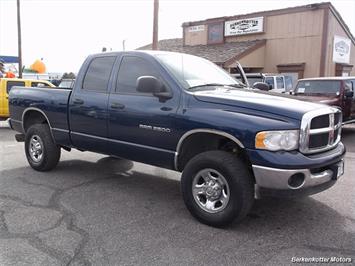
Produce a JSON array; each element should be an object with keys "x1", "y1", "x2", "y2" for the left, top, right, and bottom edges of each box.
[{"x1": 0, "y1": 56, "x2": 19, "y2": 63}]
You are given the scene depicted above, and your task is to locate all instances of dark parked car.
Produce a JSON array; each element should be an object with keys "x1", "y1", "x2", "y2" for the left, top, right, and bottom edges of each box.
[
  {"x1": 292, "y1": 77, "x2": 355, "y2": 123},
  {"x1": 8, "y1": 51, "x2": 345, "y2": 227}
]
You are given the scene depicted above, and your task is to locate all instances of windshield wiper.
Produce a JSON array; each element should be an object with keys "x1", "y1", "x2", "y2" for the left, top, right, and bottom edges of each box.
[
  {"x1": 226, "y1": 83, "x2": 247, "y2": 88},
  {"x1": 187, "y1": 83, "x2": 227, "y2": 90},
  {"x1": 187, "y1": 83, "x2": 246, "y2": 91}
]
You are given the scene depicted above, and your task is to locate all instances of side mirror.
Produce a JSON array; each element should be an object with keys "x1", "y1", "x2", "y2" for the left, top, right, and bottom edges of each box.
[
  {"x1": 137, "y1": 76, "x2": 162, "y2": 93},
  {"x1": 345, "y1": 90, "x2": 354, "y2": 98},
  {"x1": 136, "y1": 76, "x2": 172, "y2": 99},
  {"x1": 253, "y1": 82, "x2": 270, "y2": 91}
]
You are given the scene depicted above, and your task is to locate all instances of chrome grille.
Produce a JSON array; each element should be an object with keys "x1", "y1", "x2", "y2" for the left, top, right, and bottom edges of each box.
[{"x1": 299, "y1": 107, "x2": 342, "y2": 154}]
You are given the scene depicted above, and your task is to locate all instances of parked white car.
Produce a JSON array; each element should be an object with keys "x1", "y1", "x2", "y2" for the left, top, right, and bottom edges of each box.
[{"x1": 232, "y1": 73, "x2": 294, "y2": 93}]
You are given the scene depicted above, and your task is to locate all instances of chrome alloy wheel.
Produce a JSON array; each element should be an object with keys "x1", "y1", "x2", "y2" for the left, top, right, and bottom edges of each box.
[
  {"x1": 192, "y1": 168, "x2": 230, "y2": 213},
  {"x1": 29, "y1": 135, "x2": 44, "y2": 163}
]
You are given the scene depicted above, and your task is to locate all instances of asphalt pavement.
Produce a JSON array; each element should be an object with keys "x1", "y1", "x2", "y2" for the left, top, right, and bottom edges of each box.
[{"x1": 0, "y1": 121, "x2": 354, "y2": 265}]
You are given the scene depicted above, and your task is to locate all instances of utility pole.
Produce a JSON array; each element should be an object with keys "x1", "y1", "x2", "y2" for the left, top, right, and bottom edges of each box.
[
  {"x1": 122, "y1": 40, "x2": 126, "y2": 51},
  {"x1": 152, "y1": 0, "x2": 159, "y2": 50},
  {"x1": 17, "y1": 0, "x2": 23, "y2": 78}
]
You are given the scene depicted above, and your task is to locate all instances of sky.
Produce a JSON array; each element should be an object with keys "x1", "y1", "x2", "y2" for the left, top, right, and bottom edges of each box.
[{"x1": 1, "y1": 0, "x2": 355, "y2": 73}]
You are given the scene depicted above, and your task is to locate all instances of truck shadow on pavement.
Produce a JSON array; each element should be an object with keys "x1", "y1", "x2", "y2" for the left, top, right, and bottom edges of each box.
[{"x1": 1, "y1": 156, "x2": 354, "y2": 265}]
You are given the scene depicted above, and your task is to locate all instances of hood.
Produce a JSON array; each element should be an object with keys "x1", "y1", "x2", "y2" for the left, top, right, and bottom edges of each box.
[{"x1": 192, "y1": 88, "x2": 326, "y2": 120}]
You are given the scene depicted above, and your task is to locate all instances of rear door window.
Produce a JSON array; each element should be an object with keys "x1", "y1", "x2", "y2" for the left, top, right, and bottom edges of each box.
[
  {"x1": 116, "y1": 56, "x2": 158, "y2": 94},
  {"x1": 82, "y1": 56, "x2": 116, "y2": 92},
  {"x1": 276, "y1": 77, "x2": 285, "y2": 89},
  {"x1": 285, "y1": 76, "x2": 293, "y2": 91},
  {"x1": 6, "y1": 81, "x2": 25, "y2": 94}
]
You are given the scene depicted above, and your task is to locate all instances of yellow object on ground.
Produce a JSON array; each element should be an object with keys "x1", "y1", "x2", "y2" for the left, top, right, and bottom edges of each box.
[{"x1": 0, "y1": 78, "x2": 54, "y2": 118}]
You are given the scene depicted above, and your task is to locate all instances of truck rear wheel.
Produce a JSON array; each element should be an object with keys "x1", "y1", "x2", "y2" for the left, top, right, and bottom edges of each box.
[
  {"x1": 181, "y1": 150, "x2": 254, "y2": 227},
  {"x1": 25, "y1": 124, "x2": 61, "y2": 171}
]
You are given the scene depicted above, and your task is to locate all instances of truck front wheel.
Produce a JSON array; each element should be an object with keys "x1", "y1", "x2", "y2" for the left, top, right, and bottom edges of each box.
[
  {"x1": 25, "y1": 124, "x2": 61, "y2": 171},
  {"x1": 181, "y1": 150, "x2": 254, "y2": 227}
]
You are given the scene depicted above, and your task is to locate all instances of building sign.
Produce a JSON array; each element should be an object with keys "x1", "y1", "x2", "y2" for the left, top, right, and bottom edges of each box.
[
  {"x1": 225, "y1": 17, "x2": 264, "y2": 36},
  {"x1": 188, "y1": 25, "x2": 205, "y2": 32},
  {"x1": 208, "y1": 22, "x2": 224, "y2": 44},
  {"x1": 333, "y1": 35, "x2": 351, "y2": 64}
]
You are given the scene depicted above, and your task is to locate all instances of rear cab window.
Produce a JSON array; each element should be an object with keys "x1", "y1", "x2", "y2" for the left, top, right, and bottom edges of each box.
[
  {"x1": 82, "y1": 56, "x2": 116, "y2": 92},
  {"x1": 6, "y1": 81, "x2": 25, "y2": 94}
]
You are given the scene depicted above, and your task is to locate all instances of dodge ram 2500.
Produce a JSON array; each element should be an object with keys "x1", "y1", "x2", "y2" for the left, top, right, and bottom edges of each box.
[{"x1": 8, "y1": 51, "x2": 345, "y2": 227}]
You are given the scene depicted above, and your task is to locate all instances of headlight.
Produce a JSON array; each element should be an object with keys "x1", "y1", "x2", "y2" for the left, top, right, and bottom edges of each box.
[{"x1": 255, "y1": 130, "x2": 299, "y2": 151}]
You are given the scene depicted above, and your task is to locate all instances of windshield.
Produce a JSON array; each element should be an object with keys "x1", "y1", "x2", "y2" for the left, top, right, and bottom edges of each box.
[
  {"x1": 295, "y1": 80, "x2": 341, "y2": 95},
  {"x1": 155, "y1": 53, "x2": 242, "y2": 90}
]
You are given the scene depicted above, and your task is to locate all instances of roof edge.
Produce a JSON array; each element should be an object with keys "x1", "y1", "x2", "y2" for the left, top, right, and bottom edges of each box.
[
  {"x1": 182, "y1": 2, "x2": 332, "y2": 27},
  {"x1": 328, "y1": 3, "x2": 355, "y2": 44}
]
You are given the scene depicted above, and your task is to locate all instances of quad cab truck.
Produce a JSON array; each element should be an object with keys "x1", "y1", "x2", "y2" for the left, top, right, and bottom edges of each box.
[
  {"x1": 292, "y1": 77, "x2": 355, "y2": 124},
  {"x1": 0, "y1": 78, "x2": 55, "y2": 119},
  {"x1": 8, "y1": 51, "x2": 345, "y2": 227}
]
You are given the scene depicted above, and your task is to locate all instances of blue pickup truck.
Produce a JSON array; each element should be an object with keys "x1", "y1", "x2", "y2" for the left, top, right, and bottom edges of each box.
[{"x1": 8, "y1": 51, "x2": 345, "y2": 227}]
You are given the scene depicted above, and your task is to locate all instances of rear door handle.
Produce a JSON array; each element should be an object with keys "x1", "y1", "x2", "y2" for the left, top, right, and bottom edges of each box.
[
  {"x1": 111, "y1": 102, "x2": 125, "y2": 109},
  {"x1": 73, "y1": 98, "x2": 84, "y2": 105}
]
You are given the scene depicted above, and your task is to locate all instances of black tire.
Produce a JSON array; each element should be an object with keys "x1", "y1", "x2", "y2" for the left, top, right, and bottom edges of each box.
[
  {"x1": 25, "y1": 124, "x2": 61, "y2": 171},
  {"x1": 181, "y1": 150, "x2": 254, "y2": 227}
]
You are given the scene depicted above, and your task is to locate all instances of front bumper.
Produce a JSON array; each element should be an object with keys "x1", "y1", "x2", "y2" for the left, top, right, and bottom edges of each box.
[
  {"x1": 250, "y1": 143, "x2": 345, "y2": 197},
  {"x1": 253, "y1": 159, "x2": 343, "y2": 186}
]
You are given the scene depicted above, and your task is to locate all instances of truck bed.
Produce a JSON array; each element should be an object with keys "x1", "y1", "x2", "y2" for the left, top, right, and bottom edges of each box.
[{"x1": 9, "y1": 86, "x2": 72, "y2": 144}]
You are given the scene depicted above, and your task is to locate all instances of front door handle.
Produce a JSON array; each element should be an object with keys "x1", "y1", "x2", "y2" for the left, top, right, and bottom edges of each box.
[
  {"x1": 73, "y1": 98, "x2": 84, "y2": 105},
  {"x1": 111, "y1": 102, "x2": 125, "y2": 109}
]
